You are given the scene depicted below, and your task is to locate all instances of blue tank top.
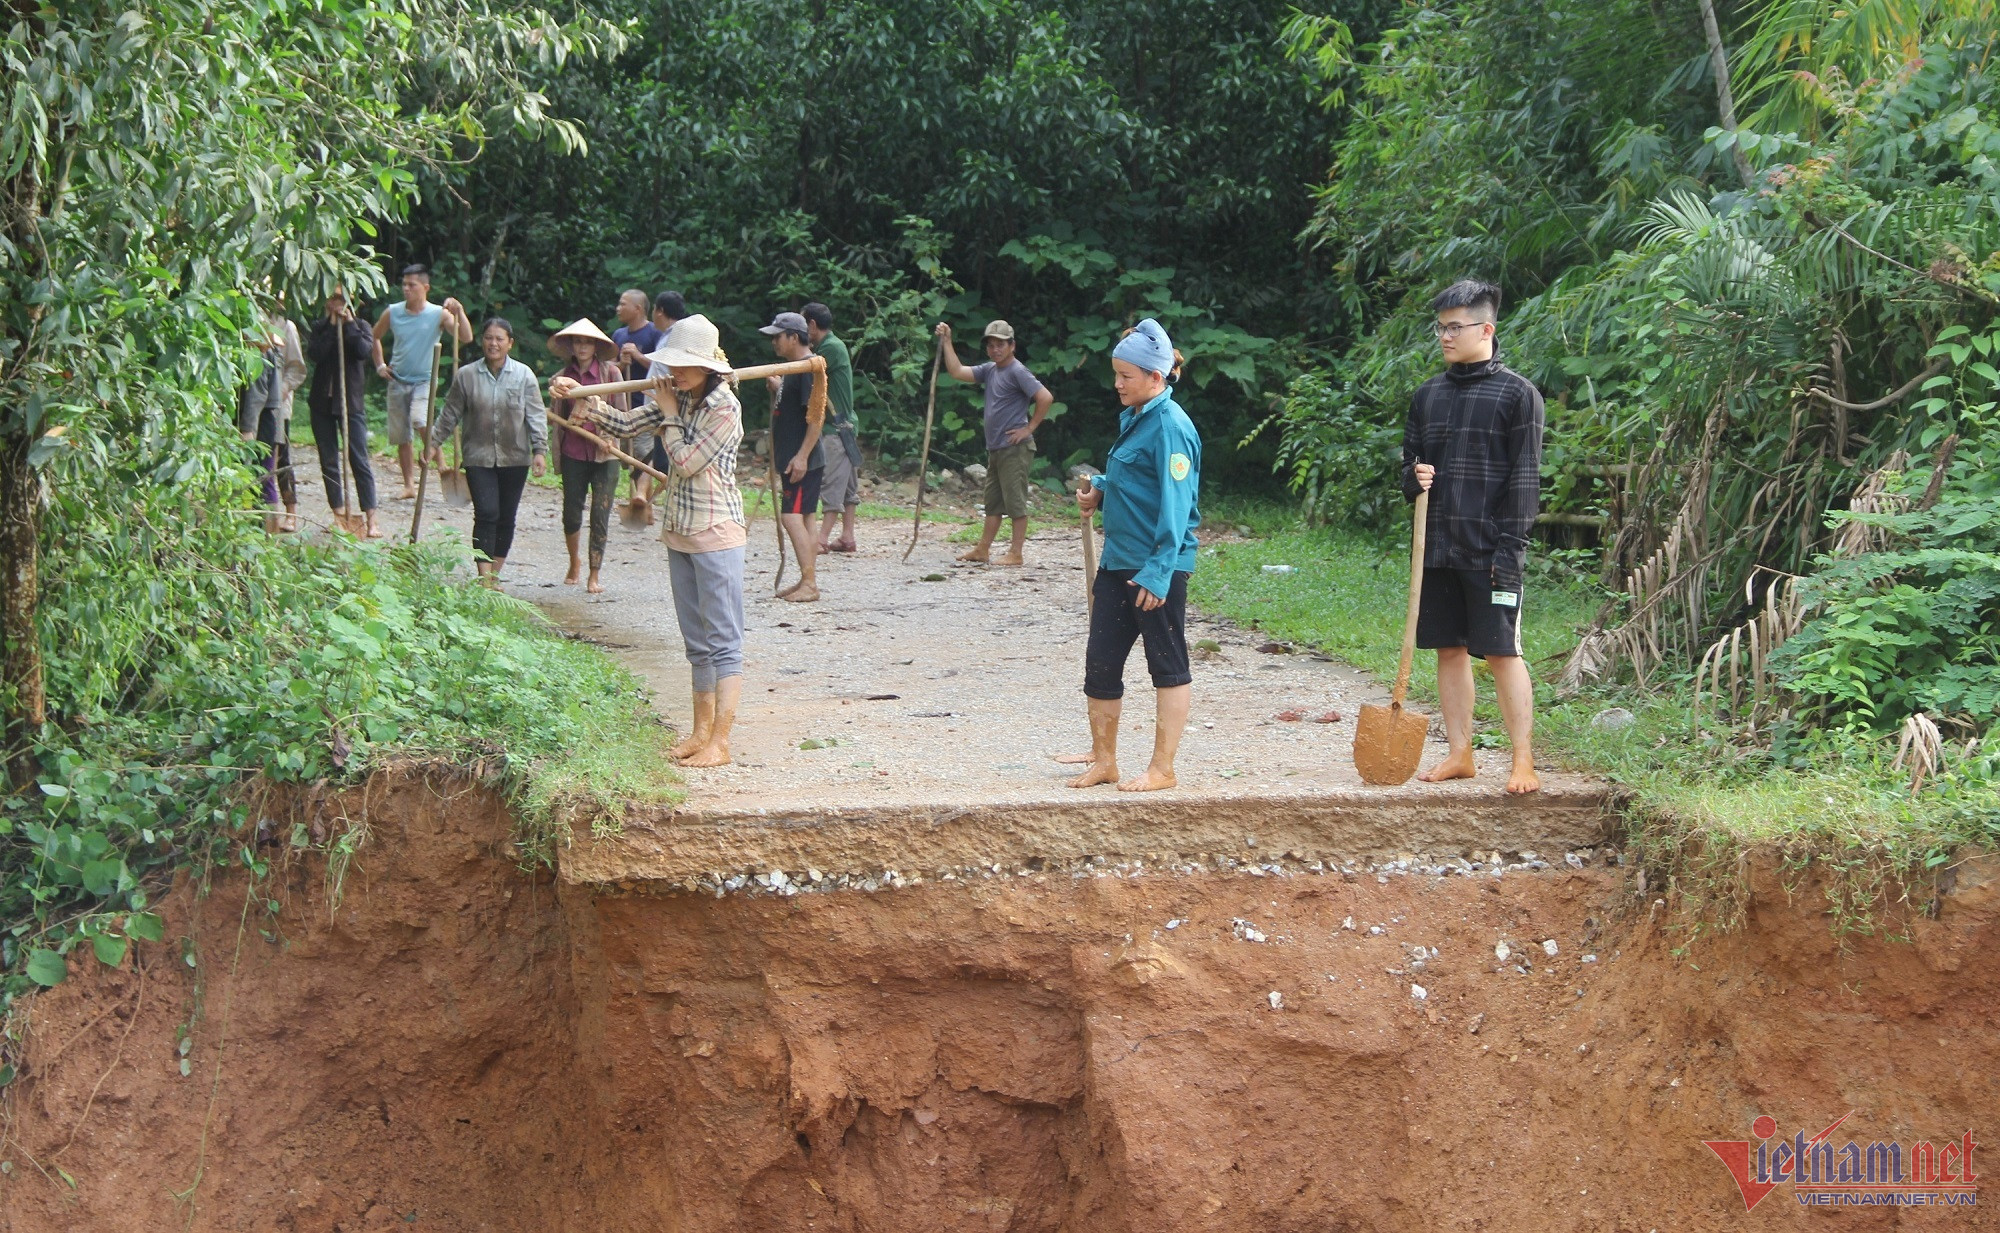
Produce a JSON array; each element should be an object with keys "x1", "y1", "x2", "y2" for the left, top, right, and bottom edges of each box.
[{"x1": 386, "y1": 302, "x2": 445, "y2": 383}]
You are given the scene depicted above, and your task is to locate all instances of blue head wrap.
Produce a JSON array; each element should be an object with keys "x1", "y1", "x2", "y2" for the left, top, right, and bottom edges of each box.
[{"x1": 1112, "y1": 318, "x2": 1175, "y2": 377}]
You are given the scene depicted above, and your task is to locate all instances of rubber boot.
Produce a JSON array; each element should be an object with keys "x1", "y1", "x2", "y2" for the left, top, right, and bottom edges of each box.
[
  {"x1": 682, "y1": 677, "x2": 739, "y2": 768},
  {"x1": 674, "y1": 691, "x2": 716, "y2": 760}
]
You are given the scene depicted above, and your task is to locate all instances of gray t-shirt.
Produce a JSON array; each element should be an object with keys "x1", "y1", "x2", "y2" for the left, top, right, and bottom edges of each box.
[{"x1": 973, "y1": 359, "x2": 1046, "y2": 451}]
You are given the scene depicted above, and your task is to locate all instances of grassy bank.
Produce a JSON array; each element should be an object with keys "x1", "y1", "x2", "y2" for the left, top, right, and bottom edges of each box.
[
  {"x1": 1189, "y1": 499, "x2": 2000, "y2": 887},
  {"x1": 5, "y1": 537, "x2": 675, "y2": 1001}
]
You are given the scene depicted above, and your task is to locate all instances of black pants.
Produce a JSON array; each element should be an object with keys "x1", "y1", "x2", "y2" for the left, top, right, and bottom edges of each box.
[
  {"x1": 1084, "y1": 569, "x2": 1192, "y2": 700},
  {"x1": 561, "y1": 455, "x2": 619, "y2": 569},
  {"x1": 309, "y1": 401, "x2": 377, "y2": 511},
  {"x1": 251, "y1": 407, "x2": 284, "y2": 507},
  {"x1": 467, "y1": 465, "x2": 529, "y2": 561}
]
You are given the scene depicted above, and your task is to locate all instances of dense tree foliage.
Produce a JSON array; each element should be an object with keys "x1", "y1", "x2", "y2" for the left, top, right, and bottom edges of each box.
[
  {"x1": 1267, "y1": 0, "x2": 2000, "y2": 744},
  {"x1": 392, "y1": 0, "x2": 1397, "y2": 484}
]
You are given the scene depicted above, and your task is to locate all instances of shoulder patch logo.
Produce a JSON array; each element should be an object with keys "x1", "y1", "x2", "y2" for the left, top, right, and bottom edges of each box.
[{"x1": 1169, "y1": 452, "x2": 1192, "y2": 482}]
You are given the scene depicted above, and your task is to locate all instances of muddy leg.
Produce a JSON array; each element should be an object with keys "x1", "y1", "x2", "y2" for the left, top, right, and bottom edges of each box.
[
  {"x1": 1418, "y1": 646, "x2": 1478, "y2": 782},
  {"x1": 564, "y1": 531, "x2": 583, "y2": 586},
  {"x1": 958, "y1": 514, "x2": 1002, "y2": 563},
  {"x1": 1119, "y1": 683, "x2": 1188, "y2": 792},
  {"x1": 1487, "y1": 653, "x2": 1538, "y2": 794},
  {"x1": 1067, "y1": 697, "x2": 1121, "y2": 788}
]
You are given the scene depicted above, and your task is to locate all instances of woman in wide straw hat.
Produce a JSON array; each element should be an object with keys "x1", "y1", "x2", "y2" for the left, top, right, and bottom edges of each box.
[
  {"x1": 549, "y1": 318, "x2": 627, "y2": 593},
  {"x1": 555, "y1": 314, "x2": 746, "y2": 767}
]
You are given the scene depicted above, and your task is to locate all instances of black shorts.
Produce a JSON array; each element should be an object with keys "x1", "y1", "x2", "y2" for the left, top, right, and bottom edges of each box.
[
  {"x1": 782, "y1": 466, "x2": 823, "y2": 516},
  {"x1": 1415, "y1": 567, "x2": 1522, "y2": 660},
  {"x1": 1084, "y1": 569, "x2": 1192, "y2": 699}
]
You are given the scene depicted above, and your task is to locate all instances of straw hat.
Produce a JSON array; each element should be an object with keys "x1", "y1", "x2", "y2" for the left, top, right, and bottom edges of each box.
[
  {"x1": 548, "y1": 317, "x2": 616, "y2": 360},
  {"x1": 647, "y1": 313, "x2": 733, "y2": 373}
]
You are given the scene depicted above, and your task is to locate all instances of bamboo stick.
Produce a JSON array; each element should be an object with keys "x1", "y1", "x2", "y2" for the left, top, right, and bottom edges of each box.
[
  {"x1": 553, "y1": 356, "x2": 825, "y2": 401},
  {"x1": 545, "y1": 408, "x2": 667, "y2": 482}
]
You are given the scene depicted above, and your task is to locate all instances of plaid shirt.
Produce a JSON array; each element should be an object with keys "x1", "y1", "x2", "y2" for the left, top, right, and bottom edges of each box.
[
  {"x1": 1400, "y1": 353, "x2": 1544, "y2": 590},
  {"x1": 593, "y1": 379, "x2": 744, "y2": 538}
]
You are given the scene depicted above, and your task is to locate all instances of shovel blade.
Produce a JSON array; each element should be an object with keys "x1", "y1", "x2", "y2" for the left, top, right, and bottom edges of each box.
[
  {"x1": 1353, "y1": 700, "x2": 1429, "y2": 786},
  {"x1": 438, "y1": 467, "x2": 471, "y2": 507}
]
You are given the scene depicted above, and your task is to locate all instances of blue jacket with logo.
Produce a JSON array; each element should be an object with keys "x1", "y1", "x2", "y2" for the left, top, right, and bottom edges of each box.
[{"x1": 1090, "y1": 388, "x2": 1202, "y2": 596}]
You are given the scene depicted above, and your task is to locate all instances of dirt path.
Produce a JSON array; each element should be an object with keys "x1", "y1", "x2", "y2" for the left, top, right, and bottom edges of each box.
[{"x1": 355, "y1": 454, "x2": 1601, "y2": 823}]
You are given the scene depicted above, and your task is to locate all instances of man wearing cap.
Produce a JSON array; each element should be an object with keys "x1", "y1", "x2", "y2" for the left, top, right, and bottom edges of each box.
[
  {"x1": 1070, "y1": 319, "x2": 1201, "y2": 793},
  {"x1": 371, "y1": 263, "x2": 473, "y2": 500},
  {"x1": 802, "y1": 302, "x2": 861, "y2": 554},
  {"x1": 935, "y1": 319, "x2": 1055, "y2": 565},
  {"x1": 760, "y1": 310, "x2": 825, "y2": 603}
]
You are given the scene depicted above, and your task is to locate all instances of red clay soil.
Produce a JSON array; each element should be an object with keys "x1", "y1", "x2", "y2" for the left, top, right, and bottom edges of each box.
[{"x1": 3, "y1": 770, "x2": 1996, "y2": 1231}]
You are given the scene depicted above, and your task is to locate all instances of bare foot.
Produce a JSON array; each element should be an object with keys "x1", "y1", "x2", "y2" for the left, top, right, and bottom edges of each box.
[
  {"x1": 363, "y1": 521, "x2": 384, "y2": 540},
  {"x1": 399, "y1": 486, "x2": 417, "y2": 500},
  {"x1": 996, "y1": 551, "x2": 1025, "y2": 566},
  {"x1": 1417, "y1": 751, "x2": 1478, "y2": 783},
  {"x1": 815, "y1": 540, "x2": 831, "y2": 554},
  {"x1": 957, "y1": 547, "x2": 990, "y2": 563},
  {"x1": 1052, "y1": 753, "x2": 1093, "y2": 765},
  {"x1": 834, "y1": 538, "x2": 857, "y2": 553},
  {"x1": 670, "y1": 732, "x2": 708, "y2": 759},
  {"x1": 564, "y1": 564, "x2": 581, "y2": 585},
  {"x1": 280, "y1": 510, "x2": 299, "y2": 533},
  {"x1": 679, "y1": 741, "x2": 731, "y2": 768},
  {"x1": 1506, "y1": 763, "x2": 1541, "y2": 795},
  {"x1": 777, "y1": 578, "x2": 805, "y2": 597},
  {"x1": 586, "y1": 574, "x2": 605, "y2": 595},
  {"x1": 1067, "y1": 761, "x2": 1120, "y2": 788},
  {"x1": 1118, "y1": 767, "x2": 1177, "y2": 792},
  {"x1": 781, "y1": 583, "x2": 820, "y2": 603}
]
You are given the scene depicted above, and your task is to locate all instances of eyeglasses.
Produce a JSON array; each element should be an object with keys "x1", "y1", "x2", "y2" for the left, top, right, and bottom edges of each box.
[{"x1": 1432, "y1": 320, "x2": 1491, "y2": 340}]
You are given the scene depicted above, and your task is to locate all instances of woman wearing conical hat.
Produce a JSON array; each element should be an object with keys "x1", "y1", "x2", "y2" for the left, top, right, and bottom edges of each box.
[
  {"x1": 555, "y1": 314, "x2": 746, "y2": 767},
  {"x1": 549, "y1": 318, "x2": 627, "y2": 594}
]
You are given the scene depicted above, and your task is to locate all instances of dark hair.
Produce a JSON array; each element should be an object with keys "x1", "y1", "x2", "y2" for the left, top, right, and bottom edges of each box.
[
  {"x1": 400, "y1": 263, "x2": 431, "y2": 282},
  {"x1": 800, "y1": 302, "x2": 833, "y2": 330},
  {"x1": 1431, "y1": 279, "x2": 1501, "y2": 320},
  {"x1": 480, "y1": 316, "x2": 515, "y2": 340},
  {"x1": 654, "y1": 290, "x2": 688, "y2": 319}
]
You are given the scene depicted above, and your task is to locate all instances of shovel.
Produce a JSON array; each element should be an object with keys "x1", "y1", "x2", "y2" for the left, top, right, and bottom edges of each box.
[
  {"x1": 1079, "y1": 486, "x2": 1098, "y2": 615},
  {"x1": 408, "y1": 339, "x2": 442, "y2": 542},
  {"x1": 1354, "y1": 490, "x2": 1432, "y2": 786}
]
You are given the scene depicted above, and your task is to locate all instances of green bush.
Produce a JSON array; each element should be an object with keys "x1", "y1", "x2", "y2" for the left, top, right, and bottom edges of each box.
[{"x1": 3, "y1": 534, "x2": 671, "y2": 1004}]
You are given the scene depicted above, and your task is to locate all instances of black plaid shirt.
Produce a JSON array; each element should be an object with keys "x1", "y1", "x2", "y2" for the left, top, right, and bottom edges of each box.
[{"x1": 1400, "y1": 353, "x2": 1544, "y2": 591}]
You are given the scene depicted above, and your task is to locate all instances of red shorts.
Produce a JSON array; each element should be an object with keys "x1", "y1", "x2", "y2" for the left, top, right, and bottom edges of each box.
[{"x1": 782, "y1": 467, "x2": 823, "y2": 516}]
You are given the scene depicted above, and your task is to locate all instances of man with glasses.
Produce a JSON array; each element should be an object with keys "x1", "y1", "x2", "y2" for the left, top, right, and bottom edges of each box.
[{"x1": 1401, "y1": 279, "x2": 1545, "y2": 794}]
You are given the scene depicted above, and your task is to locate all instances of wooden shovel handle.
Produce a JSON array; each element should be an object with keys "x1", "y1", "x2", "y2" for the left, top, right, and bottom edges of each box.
[
  {"x1": 554, "y1": 355, "x2": 825, "y2": 401},
  {"x1": 1394, "y1": 491, "x2": 1429, "y2": 707},
  {"x1": 545, "y1": 409, "x2": 667, "y2": 482}
]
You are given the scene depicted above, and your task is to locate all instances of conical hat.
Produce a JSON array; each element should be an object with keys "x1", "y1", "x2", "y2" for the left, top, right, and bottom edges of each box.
[{"x1": 548, "y1": 317, "x2": 616, "y2": 359}]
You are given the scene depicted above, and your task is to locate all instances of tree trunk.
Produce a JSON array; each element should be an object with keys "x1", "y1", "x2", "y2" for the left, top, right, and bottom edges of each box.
[
  {"x1": 1697, "y1": 0, "x2": 1757, "y2": 190},
  {"x1": 0, "y1": 434, "x2": 44, "y2": 787}
]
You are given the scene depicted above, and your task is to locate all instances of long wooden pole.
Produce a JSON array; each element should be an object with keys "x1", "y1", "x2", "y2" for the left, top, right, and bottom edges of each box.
[
  {"x1": 408, "y1": 339, "x2": 441, "y2": 543},
  {"x1": 903, "y1": 333, "x2": 944, "y2": 561},
  {"x1": 545, "y1": 408, "x2": 667, "y2": 481},
  {"x1": 768, "y1": 380, "x2": 788, "y2": 594},
  {"x1": 553, "y1": 356, "x2": 824, "y2": 401}
]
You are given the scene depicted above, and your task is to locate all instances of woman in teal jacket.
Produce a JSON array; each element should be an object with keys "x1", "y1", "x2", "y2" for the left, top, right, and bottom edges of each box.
[{"x1": 1070, "y1": 318, "x2": 1201, "y2": 792}]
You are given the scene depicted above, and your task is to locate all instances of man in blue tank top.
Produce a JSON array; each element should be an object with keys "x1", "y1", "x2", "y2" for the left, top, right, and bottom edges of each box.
[{"x1": 371, "y1": 263, "x2": 472, "y2": 498}]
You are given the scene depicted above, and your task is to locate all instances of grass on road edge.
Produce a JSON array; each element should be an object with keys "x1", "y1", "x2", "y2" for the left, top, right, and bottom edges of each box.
[{"x1": 1189, "y1": 498, "x2": 1999, "y2": 916}]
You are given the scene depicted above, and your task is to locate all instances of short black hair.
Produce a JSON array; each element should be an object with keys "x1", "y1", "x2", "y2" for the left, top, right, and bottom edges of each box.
[
  {"x1": 480, "y1": 316, "x2": 514, "y2": 340},
  {"x1": 1431, "y1": 279, "x2": 1501, "y2": 319},
  {"x1": 800, "y1": 302, "x2": 833, "y2": 330},
  {"x1": 654, "y1": 290, "x2": 687, "y2": 320},
  {"x1": 400, "y1": 263, "x2": 431, "y2": 282}
]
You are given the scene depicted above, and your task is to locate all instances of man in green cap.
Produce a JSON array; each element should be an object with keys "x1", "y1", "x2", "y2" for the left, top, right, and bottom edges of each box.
[{"x1": 935, "y1": 318, "x2": 1054, "y2": 566}]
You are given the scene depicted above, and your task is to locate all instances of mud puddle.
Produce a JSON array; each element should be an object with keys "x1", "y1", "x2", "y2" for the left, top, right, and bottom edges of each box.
[{"x1": 5, "y1": 771, "x2": 1995, "y2": 1231}]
